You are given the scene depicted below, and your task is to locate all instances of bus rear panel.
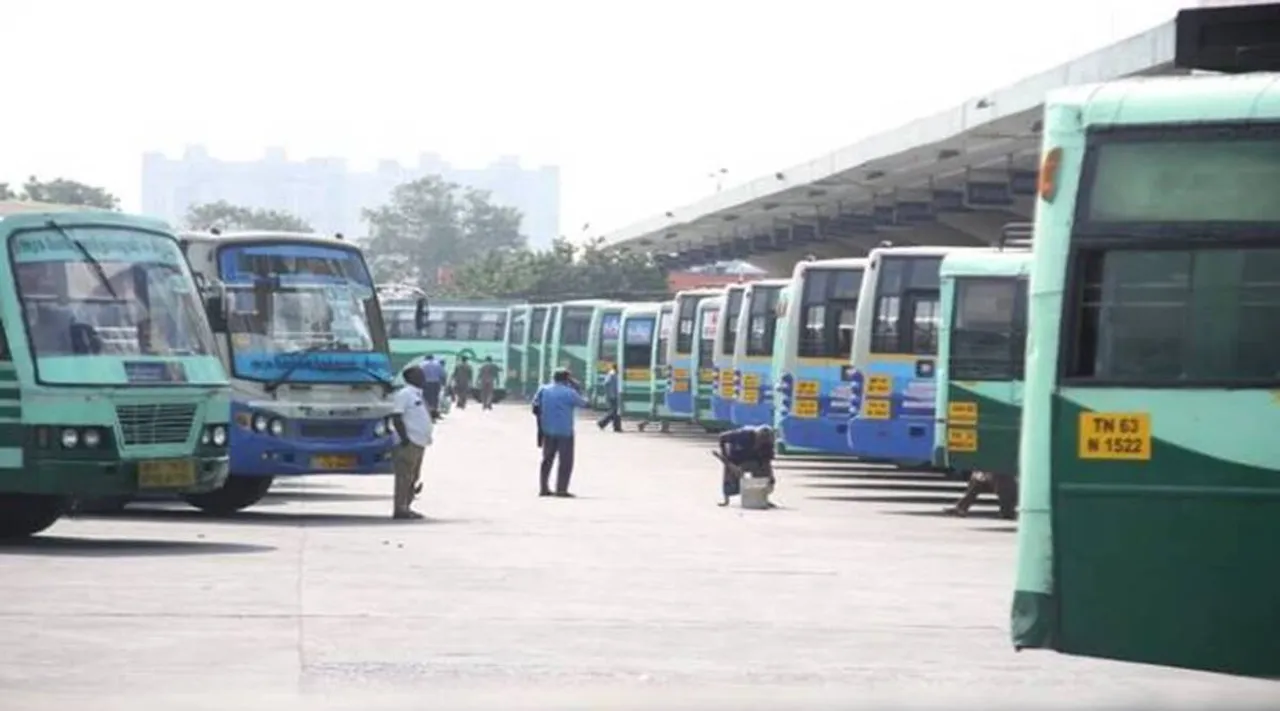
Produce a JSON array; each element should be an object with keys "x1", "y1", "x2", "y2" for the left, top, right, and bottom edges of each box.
[
  {"x1": 692, "y1": 297, "x2": 724, "y2": 428},
  {"x1": 711, "y1": 285, "x2": 746, "y2": 424},
  {"x1": 731, "y1": 280, "x2": 787, "y2": 428}
]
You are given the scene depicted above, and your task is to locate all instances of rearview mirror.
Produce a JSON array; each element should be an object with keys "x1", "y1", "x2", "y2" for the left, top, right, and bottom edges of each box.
[{"x1": 204, "y1": 282, "x2": 228, "y2": 333}]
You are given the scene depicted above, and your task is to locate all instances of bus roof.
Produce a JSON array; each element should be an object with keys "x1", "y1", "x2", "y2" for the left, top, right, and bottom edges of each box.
[
  {"x1": 940, "y1": 249, "x2": 1033, "y2": 279},
  {"x1": 622, "y1": 302, "x2": 663, "y2": 316},
  {"x1": 1049, "y1": 72, "x2": 1280, "y2": 129},
  {"x1": 674, "y1": 287, "x2": 727, "y2": 300},
  {"x1": 696, "y1": 296, "x2": 724, "y2": 310},
  {"x1": 0, "y1": 201, "x2": 170, "y2": 231},
  {"x1": 745, "y1": 277, "x2": 791, "y2": 290},
  {"x1": 559, "y1": 298, "x2": 614, "y2": 307},
  {"x1": 178, "y1": 229, "x2": 351, "y2": 246},
  {"x1": 868, "y1": 245, "x2": 984, "y2": 261}
]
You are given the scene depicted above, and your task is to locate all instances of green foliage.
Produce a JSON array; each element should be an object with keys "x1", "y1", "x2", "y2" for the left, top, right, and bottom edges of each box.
[
  {"x1": 186, "y1": 200, "x2": 312, "y2": 232},
  {"x1": 443, "y1": 237, "x2": 670, "y2": 301},
  {"x1": 15, "y1": 176, "x2": 120, "y2": 210},
  {"x1": 363, "y1": 175, "x2": 525, "y2": 290}
]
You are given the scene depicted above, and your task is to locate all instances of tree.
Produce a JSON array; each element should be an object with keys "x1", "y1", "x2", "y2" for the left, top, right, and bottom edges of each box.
[
  {"x1": 443, "y1": 237, "x2": 670, "y2": 301},
  {"x1": 186, "y1": 200, "x2": 312, "y2": 232},
  {"x1": 362, "y1": 176, "x2": 526, "y2": 290},
  {"x1": 18, "y1": 176, "x2": 120, "y2": 210}
]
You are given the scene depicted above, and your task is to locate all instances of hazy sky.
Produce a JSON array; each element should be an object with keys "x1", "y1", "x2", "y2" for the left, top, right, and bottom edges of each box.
[{"x1": 6, "y1": 0, "x2": 1188, "y2": 240}]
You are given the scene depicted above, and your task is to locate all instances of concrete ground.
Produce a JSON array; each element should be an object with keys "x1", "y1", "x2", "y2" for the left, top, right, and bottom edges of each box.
[{"x1": 1, "y1": 404, "x2": 1275, "y2": 711}]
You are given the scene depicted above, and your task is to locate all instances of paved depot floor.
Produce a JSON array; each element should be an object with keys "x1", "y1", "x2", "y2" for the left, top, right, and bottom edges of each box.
[{"x1": 1, "y1": 405, "x2": 1276, "y2": 710}]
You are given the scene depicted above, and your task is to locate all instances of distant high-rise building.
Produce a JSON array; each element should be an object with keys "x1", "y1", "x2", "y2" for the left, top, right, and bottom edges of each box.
[{"x1": 140, "y1": 146, "x2": 561, "y2": 248}]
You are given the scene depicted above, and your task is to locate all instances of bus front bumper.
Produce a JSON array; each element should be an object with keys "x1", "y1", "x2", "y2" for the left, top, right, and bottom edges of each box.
[
  {"x1": 229, "y1": 433, "x2": 396, "y2": 477},
  {"x1": 7, "y1": 454, "x2": 229, "y2": 497}
]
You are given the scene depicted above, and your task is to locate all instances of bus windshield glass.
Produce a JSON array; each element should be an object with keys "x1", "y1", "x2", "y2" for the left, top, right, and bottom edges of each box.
[
  {"x1": 624, "y1": 316, "x2": 655, "y2": 367},
  {"x1": 656, "y1": 310, "x2": 672, "y2": 366},
  {"x1": 11, "y1": 226, "x2": 216, "y2": 384},
  {"x1": 950, "y1": 278, "x2": 1026, "y2": 380},
  {"x1": 598, "y1": 312, "x2": 621, "y2": 360},
  {"x1": 722, "y1": 288, "x2": 744, "y2": 356},
  {"x1": 561, "y1": 307, "x2": 592, "y2": 346},
  {"x1": 217, "y1": 242, "x2": 390, "y2": 384}
]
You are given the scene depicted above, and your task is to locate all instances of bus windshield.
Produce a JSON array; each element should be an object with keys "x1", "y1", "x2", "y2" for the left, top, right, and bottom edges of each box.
[
  {"x1": 656, "y1": 310, "x2": 672, "y2": 366},
  {"x1": 217, "y1": 242, "x2": 389, "y2": 384},
  {"x1": 722, "y1": 288, "x2": 744, "y2": 356},
  {"x1": 598, "y1": 312, "x2": 621, "y2": 360},
  {"x1": 870, "y1": 257, "x2": 941, "y2": 355},
  {"x1": 799, "y1": 268, "x2": 862, "y2": 357},
  {"x1": 624, "y1": 316, "x2": 655, "y2": 367},
  {"x1": 11, "y1": 226, "x2": 216, "y2": 384}
]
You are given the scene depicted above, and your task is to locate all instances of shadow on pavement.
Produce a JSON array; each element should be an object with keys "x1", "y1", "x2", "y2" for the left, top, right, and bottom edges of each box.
[
  {"x1": 0, "y1": 536, "x2": 274, "y2": 558},
  {"x1": 261, "y1": 490, "x2": 390, "y2": 504},
  {"x1": 968, "y1": 524, "x2": 1018, "y2": 533},
  {"x1": 76, "y1": 507, "x2": 457, "y2": 528},
  {"x1": 807, "y1": 492, "x2": 967, "y2": 506},
  {"x1": 797, "y1": 480, "x2": 964, "y2": 494},
  {"x1": 880, "y1": 508, "x2": 1006, "y2": 521}
]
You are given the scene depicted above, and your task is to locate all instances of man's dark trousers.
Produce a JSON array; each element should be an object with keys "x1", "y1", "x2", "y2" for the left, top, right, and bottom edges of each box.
[{"x1": 540, "y1": 435, "x2": 575, "y2": 494}]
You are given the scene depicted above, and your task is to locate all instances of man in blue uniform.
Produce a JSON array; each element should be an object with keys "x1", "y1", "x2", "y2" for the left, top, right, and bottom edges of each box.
[
  {"x1": 715, "y1": 425, "x2": 776, "y2": 507},
  {"x1": 418, "y1": 354, "x2": 447, "y2": 420},
  {"x1": 532, "y1": 368, "x2": 589, "y2": 498},
  {"x1": 596, "y1": 364, "x2": 622, "y2": 432}
]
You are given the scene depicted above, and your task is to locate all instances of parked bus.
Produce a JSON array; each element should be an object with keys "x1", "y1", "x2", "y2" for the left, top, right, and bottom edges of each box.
[
  {"x1": 0, "y1": 204, "x2": 232, "y2": 537},
  {"x1": 506, "y1": 305, "x2": 530, "y2": 396},
  {"x1": 691, "y1": 295, "x2": 725, "y2": 429},
  {"x1": 1014, "y1": 3, "x2": 1280, "y2": 677},
  {"x1": 847, "y1": 247, "x2": 966, "y2": 466},
  {"x1": 179, "y1": 230, "x2": 397, "y2": 513},
  {"x1": 777, "y1": 258, "x2": 866, "y2": 454},
  {"x1": 591, "y1": 302, "x2": 625, "y2": 408},
  {"x1": 644, "y1": 301, "x2": 677, "y2": 430},
  {"x1": 770, "y1": 285, "x2": 794, "y2": 442},
  {"x1": 730, "y1": 278, "x2": 789, "y2": 428},
  {"x1": 710, "y1": 284, "x2": 747, "y2": 424},
  {"x1": 523, "y1": 305, "x2": 550, "y2": 396},
  {"x1": 664, "y1": 288, "x2": 722, "y2": 419},
  {"x1": 934, "y1": 245, "x2": 1030, "y2": 475},
  {"x1": 618, "y1": 302, "x2": 660, "y2": 422},
  {"x1": 546, "y1": 299, "x2": 607, "y2": 390},
  {"x1": 381, "y1": 293, "x2": 511, "y2": 401}
]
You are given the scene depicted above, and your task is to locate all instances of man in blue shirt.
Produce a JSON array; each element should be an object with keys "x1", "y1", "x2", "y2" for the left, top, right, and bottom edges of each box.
[
  {"x1": 715, "y1": 425, "x2": 776, "y2": 507},
  {"x1": 532, "y1": 368, "x2": 589, "y2": 497},
  {"x1": 418, "y1": 354, "x2": 447, "y2": 421},
  {"x1": 595, "y1": 364, "x2": 622, "y2": 432}
]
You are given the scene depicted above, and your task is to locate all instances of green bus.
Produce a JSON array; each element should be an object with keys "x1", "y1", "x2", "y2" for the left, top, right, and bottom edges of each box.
[
  {"x1": 0, "y1": 203, "x2": 231, "y2": 538},
  {"x1": 935, "y1": 245, "x2": 1030, "y2": 477},
  {"x1": 381, "y1": 289, "x2": 512, "y2": 400},
  {"x1": 1013, "y1": 3, "x2": 1280, "y2": 677},
  {"x1": 643, "y1": 300, "x2": 678, "y2": 430},
  {"x1": 545, "y1": 299, "x2": 616, "y2": 405},
  {"x1": 506, "y1": 305, "x2": 530, "y2": 398},
  {"x1": 619, "y1": 302, "x2": 661, "y2": 423},
  {"x1": 523, "y1": 304, "x2": 552, "y2": 396}
]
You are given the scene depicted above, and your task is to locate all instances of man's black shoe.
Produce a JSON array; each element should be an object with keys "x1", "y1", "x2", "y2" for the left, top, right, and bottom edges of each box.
[
  {"x1": 554, "y1": 492, "x2": 575, "y2": 498},
  {"x1": 539, "y1": 490, "x2": 553, "y2": 497}
]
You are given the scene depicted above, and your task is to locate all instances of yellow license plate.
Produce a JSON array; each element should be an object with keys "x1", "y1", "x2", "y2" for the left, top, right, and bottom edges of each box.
[
  {"x1": 949, "y1": 401, "x2": 978, "y2": 425},
  {"x1": 793, "y1": 399, "x2": 819, "y2": 418},
  {"x1": 719, "y1": 371, "x2": 735, "y2": 384},
  {"x1": 673, "y1": 380, "x2": 689, "y2": 392},
  {"x1": 866, "y1": 374, "x2": 893, "y2": 398},
  {"x1": 719, "y1": 384, "x2": 736, "y2": 398},
  {"x1": 313, "y1": 454, "x2": 358, "y2": 470},
  {"x1": 625, "y1": 368, "x2": 649, "y2": 381},
  {"x1": 861, "y1": 399, "x2": 891, "y2": 420},
  {"x1": 740, "y1": 389, "x2": 760, "y2": 405},
  {"x1": 138, "y1": 459, "x2": 196, "y2": 488},
  {"x1": 948, "y1": 427, "x2": 978, "y2": 452},
  {"x1": 796, "y1": 380, "x2": 819, "y2": 398},
  {"x1": 699, "y1": 369, "x2": 715, "y2": 383},
  {"x1": 743, "y1": 373, "x2": 761, "y2": 389}
]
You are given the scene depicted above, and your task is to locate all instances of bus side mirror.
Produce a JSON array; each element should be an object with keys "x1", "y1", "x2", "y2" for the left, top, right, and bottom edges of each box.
[
  {"x1": 414, "y1": 297, "x2": 429, "y2": 332},
  {"x1": 205, "y1": 283, "x2": 228, "y2": 332}
]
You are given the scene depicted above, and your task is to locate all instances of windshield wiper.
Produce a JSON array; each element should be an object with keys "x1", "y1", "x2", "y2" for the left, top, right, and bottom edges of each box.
[
  {"x1": 47, "y1": 221, "x2": 118, "y2": 300},
  {"x1": 263, "y1": 340, "x2": 346, "y2": 394}
]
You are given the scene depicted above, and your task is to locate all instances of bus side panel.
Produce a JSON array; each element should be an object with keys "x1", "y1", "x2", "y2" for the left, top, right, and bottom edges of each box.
[
  {"x1": 1050, "y1": 389, "x2": 1280, "y2": 677},
  {"x1": 847, "y1": 356, "x2": 936, "y2": 465},
  {"x1": 664, "y1": 356, "x2": 694, "y2": 417},
  {"x1": 710, "y1": 355, "x2": 735, "y2": 424},
  {"x1": 945, "y1": 381, "x2": 1021, "y2": 477},
  {"x1": 778, "y1": 360, "x2": 852, "y2": 454},
  {"x1": 729, "y1": 359, "x2": 774, "y2": 427}
]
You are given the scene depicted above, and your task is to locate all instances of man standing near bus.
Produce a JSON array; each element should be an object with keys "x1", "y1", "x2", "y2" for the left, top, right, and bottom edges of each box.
[
  {"x1": 451, "y1": 356, "x2": 474, "y2": 410},
  {"x1": 390, "y1": 366, "x2": 434, "y2": 520},
  {"x1": 596, "y1": 364, "x2": 622, "y2": 432},
  {"x1": 532, "y1": 368, "x2": 589, "y2": 498},
  {"x1": 477, "y1": 356, "x2": 501, "y2": 410},
  {"x1": 418, "y1": 354, "x2": 447, "y2": 421}
]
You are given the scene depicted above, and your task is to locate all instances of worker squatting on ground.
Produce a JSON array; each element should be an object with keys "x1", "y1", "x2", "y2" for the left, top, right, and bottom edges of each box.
[
  {"x1": 715, "y1": 424, "x2": 777, "y2": 508},
  {"x1": 944, "y1": 471, "x2": 1018, "y2": 519}
]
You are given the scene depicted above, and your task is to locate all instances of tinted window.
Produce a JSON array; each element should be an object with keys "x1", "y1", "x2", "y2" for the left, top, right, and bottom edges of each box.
[
  {"x1": 746, "y1": 286, "x2": 781, "y2": 357},
  {"x1": 675, "y1": 296, "x2": 702, "y2": 355},
  {"x1": 656, "y1": 310, "x2": 672, "y2": 366},
  {"x1": 798, "y1": 268, "x2": 862, "y2": 357},
  {"x1": 949, "y1": 278, "x2": 1027, "y2": 381},
  {"x1": 560, "y1": 307, "x2": 592, "y2": 346},
  {"x1": 529, "y1": 308, "x2": 548, "y2": 344},
  {"x1": 871, "y1": 256, "x2": 942, "y2": 355},
  {"x1": 722, "y1": 289, "x2": 744, "y2": 356}
]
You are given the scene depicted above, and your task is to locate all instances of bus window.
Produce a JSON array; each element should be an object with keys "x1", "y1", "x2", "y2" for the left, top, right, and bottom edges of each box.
[
  {"x1": 509, "y1": 313, "x2": 526, "y2": 345},
  {"x1": 799, "y1": 269, "x2": 862, "y2": 357},
  {"x1": 529, "y1": 308, "x2": 548, "y2": 343},
  {"x1": 871, "y1": 257, "x2": 941, "y2": 355},
  {"x1": 477, "y1": 312, "x2": 506, "y2": 342},
  {"x1": 598, "y1": 313, "x2": 621, "y2": 361},
  {"x1": 624, "y1": 318, "x2": 655, "y2": 368},
  {"x1": 656, "y1": 311, "x2": 672, "y2": 366},
  {"x1": 676, "y1": 298, "x2": 698, "y2": 355},
  {"x1": 746, "y1": 286, "x2": 781, "y2": 356},
  {"x1": 722, "y1": 289, "x2": 744, "y2": 356},
  {"x1": 424, "y1": 318, "x2": 448, "y2": 339},
  {"x1": 1068, "y1": 247, "x2": 1280, "y2": 382},
  {"x1": 697, "y1": 319, "x2": 716, "y2": 368},
  {"x1": 560, "y1": 308, "x2": 592, "y2": 346},
  {"x1": 951, "y1": 278, "x2": 1027, "y2": 380}
]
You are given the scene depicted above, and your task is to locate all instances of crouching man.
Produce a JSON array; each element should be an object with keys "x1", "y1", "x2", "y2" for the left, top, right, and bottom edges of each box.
[{"x1": 714, "y1": 425, "x2": 777, "y2": 507}]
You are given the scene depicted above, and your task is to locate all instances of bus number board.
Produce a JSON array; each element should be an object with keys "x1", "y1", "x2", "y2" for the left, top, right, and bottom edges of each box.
[{"x1": 1077, "y1": 412, "x2": 1151, "y2": 461}]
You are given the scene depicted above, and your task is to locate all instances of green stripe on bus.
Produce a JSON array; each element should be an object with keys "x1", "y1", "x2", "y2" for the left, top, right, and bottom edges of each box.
[
  {"x1": 0, "y1": 407, "x2": 19, "y2": 419},
  {"x1": 0, "y1": 369, "x2": 16, "y2": 382},
  {"x1": 0, "y1": 387, "x2": 19, "y2": 400},
  {"x1": 0, "y1": 424, "x2": 25, "y2": 448}
]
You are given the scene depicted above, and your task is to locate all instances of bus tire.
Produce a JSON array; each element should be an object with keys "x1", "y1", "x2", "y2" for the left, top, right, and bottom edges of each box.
[
  {"x1": 183, "y1": 475, "x2": 274, "y2": 515},
  {"x1": 0, "y1": 494, "x2": 65, "y2": 539}
]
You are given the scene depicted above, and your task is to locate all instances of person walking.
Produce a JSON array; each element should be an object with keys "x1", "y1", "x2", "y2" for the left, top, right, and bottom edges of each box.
[
  {"x1": 714, "y1": 425, "x2": 777, "y2": 507},
  {"x1": 477, "y1": 356, "x2": 501, "y2": 410},
  {"x1": 596, "y1": 364, "x2": 623, "y2": 432},
  {"x1": 451, "y1": 356, "x2": 474, "y2": 410},
  {"x1": 418, "y1": 354, "x2": 447, "y2": 421},
  {"x1": 390, "y1": 366, "x2": 434, "y2": 520},
  {"x1": 531, "y1": 368, "x2": 589, "y2": 498}
]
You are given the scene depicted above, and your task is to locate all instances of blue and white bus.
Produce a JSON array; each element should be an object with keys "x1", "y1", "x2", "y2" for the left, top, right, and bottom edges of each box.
[
  {"x1": 847, "y1": 246, "x2": 968, "y2": 466},
  {"x1": 777, "y1": 258, "x2": 866, "y2": 454},
  {"x1": 664, "y1": 288, "x2": 722, "y2": 419},
  {"x1": 179, "y1": 230, "x2": 402, "y2": 513},
  {"x1": 730, "y1": 278, "x2": 789, "y2": 428},
  {"x1": 710, "y1": 284, "x2": 747, "y2": 425}
]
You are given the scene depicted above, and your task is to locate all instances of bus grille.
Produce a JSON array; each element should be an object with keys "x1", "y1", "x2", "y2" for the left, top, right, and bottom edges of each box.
[
  {"x1": 299, "y1": 422, "x2": 366, "y2": 439},
  {"x1": 115, "y1": 403, "x2": 197, "y2": 445}
]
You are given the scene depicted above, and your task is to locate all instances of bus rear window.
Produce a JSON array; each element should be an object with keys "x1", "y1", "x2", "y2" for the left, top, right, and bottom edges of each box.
[
  {"x1": 747, "y1": 286, "x2": 781, "y2": 357},
  {"x1": 871, "y1": 257, "x2": 941, "y2": 355},
  {"x1": 656, "y1": 311, "x2": 672, "y2": 366},
  {"x1": 675, "y1": 298, "x2": 700, "y2": 354},
  {"x1": 1083, "y1": 129, "x2": 1280, "y2": 224},
  {"x1": 560, "y1": 307, "x2": 592, "y2": 346},
  {"x1": 798, "y1": 269, "x2": 863, "y2": 358},
  {"x1": 1066, "y1": 247, "x2": 1280, "y2": 383},
  {"x1": 949, "y1": 278, "x2": 1027, "y2": 381},
  {"x1": 722, "y1": 289, "x2": 744, "y2": 356},
  {"x1": 624, "y1": 317, "x2": 654, "y2": 368}
]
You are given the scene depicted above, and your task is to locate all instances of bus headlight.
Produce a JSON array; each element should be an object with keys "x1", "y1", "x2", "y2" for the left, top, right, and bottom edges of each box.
[
  {"x1": 252, "y1": 414, "x2": 269, "y2": 433},
  {"x1": 373, "y1": 419, "x2": 387, "y2": 436},
  {"x1": 269, "y1": 418, "x2": 285, "y2": 437},
  {"x1": 82, "y1": 428, "x2": 102, "y2": 448},
  {"x1": 201, "y1": 428, "x2": 212, "y2": 445},
  {"x1": 211, "y1": 425, "x2": 228, "y2": 447},
  {"x1": 60, "y1": 428, "x2": 79, "y2": 448}
]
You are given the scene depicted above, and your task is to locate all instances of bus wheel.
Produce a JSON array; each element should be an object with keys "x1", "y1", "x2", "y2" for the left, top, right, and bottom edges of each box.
[
  {"x1": 0, "y1": 494, "x2": 65, "y2": 539},
  {"x1": 183, "y1": 475, "x2": 274, "y2": 515}
]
